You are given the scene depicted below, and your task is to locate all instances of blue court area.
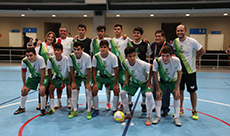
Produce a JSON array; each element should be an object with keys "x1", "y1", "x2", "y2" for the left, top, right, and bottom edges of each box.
[{"x1": 0, "y1": 66, "x2": 230, "y2": 136}]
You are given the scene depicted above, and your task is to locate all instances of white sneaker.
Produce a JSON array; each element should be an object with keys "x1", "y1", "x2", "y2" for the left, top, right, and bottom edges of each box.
[
  {"x1": 54, "y1": 99, "x2": 62, "y2": 109},
  {"x1": 67, "y1": 98, "x2": 71, "y2": 109},
  {"x1": 152, "y1": 116, "x2": 161, "y2": 124},
  {"x1": 174, "y1": 117, "x2": 182, "y2": 126}
]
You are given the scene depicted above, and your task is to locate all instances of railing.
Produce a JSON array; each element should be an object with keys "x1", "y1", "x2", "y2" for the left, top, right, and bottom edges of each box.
[{"x1": 0, "y1": 49, "x2": 25, "y2": 63}]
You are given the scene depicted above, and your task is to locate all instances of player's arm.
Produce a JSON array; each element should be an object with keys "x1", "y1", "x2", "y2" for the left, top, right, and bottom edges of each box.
[
  {"x1": 39, "y1": 68, "x2": 45, "y2": 85},
  {"x1": 123, "y1": 70, "x2": 129, "y2": 87},
  {"x1": 196, "y1": 47, "x2": 206, "y2": 59},
  {"x1": 70, "y1": 66, "x2": 78, "y2": 89},
  {"x1": 146, "y1": 64, "x2": 153, "y2": 91},
  {"x1": 113, "y1": 67, "x2": 119, "y2": 92},
  {"x1": 153, "y1": 71, "x2": 162, "y2": 99},
  {"x1": 173, "y1": 70, "x2": 182, "y2": 98},
  {"x1": 21, "y1": 70, "x2": 27, "y2": 87}
]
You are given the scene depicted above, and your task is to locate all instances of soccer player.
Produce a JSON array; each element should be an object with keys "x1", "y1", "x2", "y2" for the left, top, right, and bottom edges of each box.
[
  {"x1": 152, "y1": 46, "x2": 182, "y2": 126},
  {"x1": 14, "y1": 48, "x2": 49, "y2": 116},
  {"x1": 46, "y1": 43, "x2": 70, "y2": 115},
  {"x1": 68, "y1": 41, "x2": 92, "y2": 119},
  {"x1": 120, "y1": 46, "x2": 153, "y2": 126},
  {"x1": 91, "y1": 40, "x2": 120, "y2": 117}
]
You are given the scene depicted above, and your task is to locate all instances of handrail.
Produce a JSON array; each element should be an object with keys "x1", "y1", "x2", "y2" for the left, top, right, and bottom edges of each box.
[{"x1": 0, "y1": 48, "x2": 25, "y2": 63}]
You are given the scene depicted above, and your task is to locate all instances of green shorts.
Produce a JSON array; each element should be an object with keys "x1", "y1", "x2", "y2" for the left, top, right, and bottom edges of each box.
[
  {"x1": 52, "y1": 78, "x2": 69, "y2": 88},
  {"x1": 118, "y1": 69, "x2": 126, "y2": 85},
  {"x1": 95, "y1": 76, "x2": 116, "y2": 90},
  {"x1": 122, "y1": 80, "x2": 152, "y2": 97},
  {"x1": 74, "y1": 76, "x2": 92, "y2": 87},
  {"x1": 26, "y1": 76, "x2": 49, "y2": 90},
  {"x1": 159, "y1": 80, "x2": 177, "y2": 93}
]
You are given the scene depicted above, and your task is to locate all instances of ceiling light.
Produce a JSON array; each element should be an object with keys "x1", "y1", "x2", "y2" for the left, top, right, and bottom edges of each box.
[
  {"x1": 224, "y1": 13, "x2": 228, "y2": 16},
  {"x1": 150, "y1": 14, "x2": 154, "y2": 17},
  {"x1": 52, "y1": 15, "x2": 56, "y2": 17},
  {"x1": 116, "y1": 14, "x2": 120, "y2": 17},
  {"x1": 83, "y1": 15, "x2": 87, "y2": 17},
  {"x1": 21, "y1": 14, "x2": 25, "y2": 17},
  {"x1": 186, "y1": 13, "x2": 190, "y2": 16}
]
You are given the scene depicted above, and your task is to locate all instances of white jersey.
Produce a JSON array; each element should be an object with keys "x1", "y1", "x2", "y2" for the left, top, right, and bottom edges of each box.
[
  {"x1": 92, "y1": 51, "x2": 118, "y2": 75},
  {"x1": 153, "y1": 56, "x2": 182, "y2": 80},
  {"x1": 122, "y1": 59, "x2": 150, "y2": 83},
  {"x1": 21, "y1": 54, "x2": 46, "y2": 78},
  {"x1": 90, "y1": 37, "x2": 111, "y2": 53},
  {"x1": 35, "y1": 42, "x2": 54, "y2": 57},
  {"x1": 173, "y1": 37, "x2": 202, "y2": 73},
  {"x1": 47, "y1": 56, "x2": 69, "y2": 78},
  {"x1": 113, "y1": 36, "x2": 132, "y2": 59},
  {"x1": 68, "y1": 52, "x2": 91, "y2": 76},
  {"x1": 56, "y1": 37, "x2": 74, "y2": 57}
]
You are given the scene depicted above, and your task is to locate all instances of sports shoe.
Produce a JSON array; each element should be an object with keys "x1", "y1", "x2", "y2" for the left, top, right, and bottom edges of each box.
[
  {"x1": 145, "y1": 116, "x2": 152, "y2": 126},
  {"x1": 14, "y1": 107, "x2": 25, "y2": 115},
  {"x1": 152, "y1": 116, "x2": 161, "y2": 124},
  {"x1": 192, "y1": 110, "x2": 199, "y2": 120},
  {"x1": 162, "y1": 111, "x2": 168, "y2": 117},
  {"x1": 152, "y1": 107, "x2": 156, "y2": 112},
  {"x1": 86, "y1": 111, "x2": 92, "y2": 119},
  {"x1": 68, "y1": 110, "x2": 78, "y2": 119},
  {"x1": 92, "y1": 104, "x2": 95, "y2": 109},
  {"x1": 125, "y1": 114, "x2": 132, "y2": 119},
  {"x1": 141, "y1": 103, "x2": 147, "y2": 112},
  {"x1": 129, "y1": 103, "x2": 133, "y2": 112},
  {"x1": 106, "y1": 103, "x2": 111, "y2": 110},
  {"x1": 173, "y1": 109, "x2": 184, "y2": 117},
  {"x1": 118, "y1": 104, "x2": 124, "y2": 111},
  {"x1": 54, "y1": 99, "x2": 62, "y2": 109},
  {"x1": 40, "y1": 109, "x2": 46, "y2": 116},
  {"x1": 67, "y1": 99, "x2": 71, "y2": 109},
  {"x1": 92, "y1": 110, "x2": 100, "y2": 117},
  {"x1": 174, "y1": 117, "x2": 182, "y2": 126},
  {"x1": 112, "y1": 110, "x2": 117, "y2": 115},
  {"x1": 68, "y1": 109, "x2": 74, "y2": 115},
  {"x1": 46, "y1": 109, "x2": 55, "y2": 115}
]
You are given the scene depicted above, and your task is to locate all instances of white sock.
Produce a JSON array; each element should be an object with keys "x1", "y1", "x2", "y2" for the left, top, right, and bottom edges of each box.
[
  {"x1": 92, "y1": 96, "x2": 99, "y2": 110},
  {"x1": 76, "y1": 90, "x2": 79, "y2": 105},
  {"x1": 86, "y1": 89, "x2": 92, "y2": 112},
  {"x1": 128, "y1": 95, "x2": 132, "y2": 104},
  {"x1": 174, "y1": 99, "x2": 180, "y2": 118},
  {"x1": 106, "y1": 86, "x2": 111, "y2": 103},
  {"x1": 112, "y1": 96, "x2": 119, "y2": 111},
  {"x1": 156, "y1": 100, "x2": 162, "y2": 117},
  {"x1": 146, "y1": 93, "x2": 153, "y2": 117},
  {"x1": 120, "y1": 90, "x2": 130, "y2": 114},
  {"x1": 40, "y1": 96, "x2": 46, "y2": 110},
  {"x1": 58, "y1": 99, "x2": 62, "y2": 104},
  {"x1": 20, "y1": 96, "x2": 27, "y2": 108},
  {"x1": 71, "y1": 89, "x2": 79, "y2": 111},
  {"x1": 49, "y1": 98, "x2": 54, "y2": 109},
  {"x1": 142, "y1": 96, "x2": 146, "y2": 104}
]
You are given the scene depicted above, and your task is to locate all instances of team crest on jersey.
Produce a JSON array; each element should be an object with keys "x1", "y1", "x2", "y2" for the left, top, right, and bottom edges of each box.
[
  {"x1": 58, "y1": 65, "x2": 62, "y2": 71},
  {"x1": 67, "y1": 43, "x2": 69, "y2": 46},
  {"x1": 179, "y1": 45, "x2": 183, "y2": 50},
  {"x1": 103, "y1": 61, "x2": 107, "y2": 67},
  {"x1": 131, "y1": 70, "x2": 135, "y2": 75},
  {"x1": 165, "y1": 68, "x2": 169, "y2": 73},
  {"x1": 77, "y1": 62, "x2": 81, "y2": 68}
]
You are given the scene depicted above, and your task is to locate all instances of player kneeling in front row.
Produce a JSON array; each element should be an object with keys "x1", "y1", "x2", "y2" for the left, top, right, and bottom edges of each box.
[
  {"x1": 152, "y1": 46, "x2": 182, "y2": 126},
  {"x1": 14, "y1": 48, "x2": 49, "y2": 116},
  {"x1": 46, "y1": 43, "x2": 71, "y2": 115},
  {"x1": 68, "y1": 41, "x2": 93, "y2": 119},
  {"x1": 120, "y1": 46, "x2": 154, "y2": 126}
]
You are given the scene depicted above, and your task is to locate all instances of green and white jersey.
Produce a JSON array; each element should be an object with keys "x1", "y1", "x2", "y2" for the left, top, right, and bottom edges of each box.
[
  {"x1": 173, "y1": 37, "x2": 202, "y2": 73},
  {"x1": 56, "y1": 37, "x2": 74, "y2": 57},
  {"x1": 153, "y1": 56, "x2": 182, "y2": 81},
  {"x1": 113, "y1": 36, "x2": 132, "y2": 59},
  {"x1": 35, "y1": 42, "x2": 54, "y2": 57},
  {"x1": 68, "y1": 52, "x2": 91, "y2": 76},
  {"x1": 122, "y1": 59, "x2": 150, "y2": 83},
  {"x1": 21, "y1": 54, "x2": 46, "y2": 78},
  {"x1": 92, "y1": 51, "x2": 118, "y2": 76},
  {"x1": 90, "y1": 37, "x2": 111, "y2": 54},
  {"x1": 47, "y1": 56, "x2": 69, "y2": 78}
]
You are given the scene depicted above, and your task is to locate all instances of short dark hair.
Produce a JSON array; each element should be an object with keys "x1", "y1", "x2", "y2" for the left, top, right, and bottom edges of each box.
[
  {"x1": 53, "y1": 43, "x2": 63, "y2": 51},
  {"x1": 125, "y1": 46, "x2": 136, "y2": 56},
  {"x1": 99, "y1": 40, "x2": 109, "y2": 47},
  {"x1": 78, "y1": 24, "x2": 87, "y2": 30},
  {"x1": 114, "y1": 24, "x2": 122, "y2": 30},
  {"x1": 97, "y1": 25, "x2": 106, "y2": 32},
  {"x1": 73, "y1": 41, "x2": 84, "y2": 49},
  {"x1": 133, "y1": 27, "x2": 143, "y2": 35},
  {"x1": 25, "y1": 48, "x2": 36, "y2": 55},
  {"x1": 162, "y1": 46, "x2": 172, "y2": 55},
  {"x1": 155, "y1": 30, "x2": 166, "y2": 37},
  {"x1": 59, "y1": 26, "x2": 68, "y2": 32}
]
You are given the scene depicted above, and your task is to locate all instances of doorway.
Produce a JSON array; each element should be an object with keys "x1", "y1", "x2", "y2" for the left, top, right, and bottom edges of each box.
[
  {"x1": 44, "y1": 22, "x2": 61, "y2": 38},
  {"x1": 161, "y1": 22, "x2": 181, "y2": 42}
]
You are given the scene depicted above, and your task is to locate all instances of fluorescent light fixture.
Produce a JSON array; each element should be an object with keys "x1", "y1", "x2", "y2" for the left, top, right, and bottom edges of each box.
[
  {"x1": 150, "y1": 14, "x2": 154, "y2": 17},
  {"x1": 186, "y1": 13, "x2": 190, "y2": 16},
  {"x1": 224, "y1": 13, "x2": 228, "y2": 16},
  {"x1": 52, "y1": 15, "x2": 56, "y2": 17},
  {"x1": 21, "y1": 14, "x2": 25, "y2": 17},
  {"x1": 83, "y1": 14, "x2": 87, "y2": 17},
  {"x1": 116, "y1": 14, "x2": 120, "y2": 17}
]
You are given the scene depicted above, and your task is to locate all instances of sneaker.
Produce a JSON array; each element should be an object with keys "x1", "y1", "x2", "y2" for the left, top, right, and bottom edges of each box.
[
  {"x1": 125, "y1": 114, "x2": 132, "y2": 119},
  {"x1": 118, "y1": 104, "x2": 124, "y2": 111},
  {"x1": 86, "y1": 111, "x2": 92, "y2": 119},
  {"x1": 46, "y1": 109, "x2": 55, "y2": 115},
  {"x1": 162, "y1": 111, "x2": 168, "y2": 117},
  {"x1": 174, "y1": 117, "x2": 182, "y2": 126},
  {"x1": 86, "y1": 103, "x2": 88, "y2": 110},
  {"x1": 54, "y1": 100, "x2": 62, "y2": 109},
  {"x1": 192, "y1": 110, "x2": 199, "y2": 120},
  {"x1": 129, "y1": 103, "x2": 133, "y2": 112},
  {"x1": 145, "y1": 116, "x2": 152, "y2": 126},
  {"x1": 68, "y1": 110, "x2": 78, "y2": 119},
  {"x1": 106, "y1": 103, "x2": 111, "y2": 110},
  {"x1": 68, "y1": 109, "x2": 74, "y2": 115},
  {"x1": 141, "y1": 104, "x2": 147, "y2": 112},
  {"x1": 14, "y1": 107, "x2": 25, "y2": 115},
  {"x1": 92, "y1": 104, "x2": 95, "y2": 109},
  {"x1": 173, "y1": 109, "x2": 184, "y2": 117},
  {"x1": 36, "y1": 103, "x2": 41, "y2": 110},
  {"x1": 40, "y1": 109, "x2": 46, "y2": 116},
  {"x1": 152, "y1": 107, "x2": 156, "y2": 112},
  {"x1": 92, "y1": 110, "x2": 100, "y2": 117},
  {"x1": 67, "y1": 99, "x2": 71, "y2": 109},
  {"x1": 112, "y1": 110, "x2": 117, "y2": 115},
  {"x1": 152, "y1": 116, "x2": 161, "y2": 124}
]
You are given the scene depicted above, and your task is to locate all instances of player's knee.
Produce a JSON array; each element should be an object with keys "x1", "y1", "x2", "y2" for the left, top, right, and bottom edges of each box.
[
  {"x1": 114, "y1": 91, "x2": 119, "y2": 96},
  {"x1": 119, "y1": 90, "x2": 127, "y2": 98}
]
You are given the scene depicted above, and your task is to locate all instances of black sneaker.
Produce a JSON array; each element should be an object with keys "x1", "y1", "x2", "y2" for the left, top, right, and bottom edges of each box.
[
  {"x1": 162, "y1": 111, "x2": 168, "y2": 117},
  {"x1": 118, "y1": 104, "x2": 124, "y2": 111},
  {"x1": 141, "y1": 104, "x2": 147, "y2": 112},
  {"x1": 129, "y1": 103, "x2": 133, "y2": 112},
  {"x1": 40, "y1": 109, "x2": 46, "y2": 116},
  {"x1": 14, "y1": 107, "x2": 25, "y2": 115},
  {"x1": 152, "y1": 107, "x2": 156, "y2": 112}
]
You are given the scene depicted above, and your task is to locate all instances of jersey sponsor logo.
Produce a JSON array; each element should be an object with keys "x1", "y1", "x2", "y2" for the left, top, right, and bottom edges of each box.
[
  {"x1": 190, "y1": 86, "x2": 195, "y2": 89},
  {"x1": 131, "y1": 70, "x2": 135, "y2": 75},
  {"x1": 67, "y1": 43, "x2": 69, "y2": 46},
  {"x1": 103, "y1": 61, "x2": 107, "y2": 67}
]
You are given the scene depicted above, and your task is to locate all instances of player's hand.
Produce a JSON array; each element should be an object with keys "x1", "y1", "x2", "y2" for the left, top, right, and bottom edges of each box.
[
  {"x1": 123, "y1": 34, "x2": 127, "y2": 40},
  {"x1": 85, "y1": 83, "x2": 91, "y2": 91},
  {"x1": 93, "y1": 36, "x2": 98, "y2": 39},
  {"x1": 21, "y1": 85, "x2": 29, "y2": 94},
  {"x1": 36, "y1": 40, "x2": 42, "y2": 47},
  {"x1": 146, "y1": 82, "x2": 153, "y2": 91},
  {"x1": 173, "y1": 89, "x2": 180, "y2": 99},
  {"x1": 113, "y1": 84, "x2": 120, "y2": 95},
  {"x1": 38, "y1": 85, "x2": 46, "y2": 96},
  {"x1": 71, "y1": 82, "x2": 78, "y2": 90},
  {"x1": 156, "y1": 89, "x2": 162, "y2": 100},
  {"x1": 74, "y1": 35, "x2": 79, "y2": 40},
  {"x1": 49, "y1": 83, "x2": 55, "y2": 91},
  {"x1": 143, "y1": 38, "x2": 149, "y2": 43},
  {"x1": 122, "y1": 80, "x2": 129, "y2": 88}
]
